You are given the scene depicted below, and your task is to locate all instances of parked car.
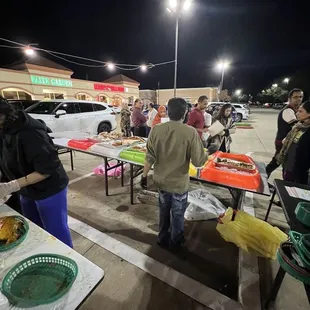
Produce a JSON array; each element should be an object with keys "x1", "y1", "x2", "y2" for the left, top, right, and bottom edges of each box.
[
  {"x1": 8, "y1": 99, "x2": 39, "y2": 110},
  {"x1": 25, "y1": 100, "x2": 117, "y2": 137},
  {"x1": 273, "y1": 102, "x2": 288, "y2": 109},
  {"x1": 207, "y1": 102, "x2": 238, "y2": 122},
  {"x1": 108, "y1": 105, "x2": 121, "y2": 114},
  {"x1": 230, "y1": 103, "x2": 250, "y2": 122}
]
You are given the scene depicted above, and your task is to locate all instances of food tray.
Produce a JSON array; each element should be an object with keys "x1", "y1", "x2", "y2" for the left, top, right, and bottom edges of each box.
[
  {"x1": 89, "y1": 142, "x2": 127, "y2": 157},
  {"x1": 200, "y1": 151, "x2": 260, "y2": 190},
  {"x1": 119, "y1": 149, "x2": 146, "y2": 164},
  {"x1": 68, "y1": 139, "x2": 98, "y2": 150},
  {"x1": 1, "y1": 254, "x2": 78, "y2": 308},
  {"x1": 0, "y1": 216, "x2": 29, "y2": 252}
]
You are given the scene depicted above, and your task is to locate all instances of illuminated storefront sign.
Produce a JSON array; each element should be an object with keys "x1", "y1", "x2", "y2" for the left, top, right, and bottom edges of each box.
[
  {"x1": 94, "y1": 83, "x2": 124, "y2": 92},
  {"x1": 30, "y1": 75, "x2": 72, "y2": 87}
]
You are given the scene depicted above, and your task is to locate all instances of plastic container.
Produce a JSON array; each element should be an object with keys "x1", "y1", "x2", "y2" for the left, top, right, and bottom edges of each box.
[
  {"x1": 119, "y1": 149, "x2": 146, "y2": 164},
  {"x1": 68, "y1": 139, "x2": 97, "y2": 150},
  {"x1": 0, "y1": 216, "x2": 29, "y2": 252},
  {"x1": 295, "y1": 202, "x2": 310, "y2": 227},
  {"x1": 2, "y1": 254, "x2": 78, "y2": 308},
  {"x1": 200, "y1": 151, "x2": 260, "y2": 190}
]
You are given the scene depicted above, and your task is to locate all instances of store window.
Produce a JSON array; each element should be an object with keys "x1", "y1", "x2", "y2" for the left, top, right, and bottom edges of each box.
[
  {"x1": 76, "y1": 93, "x2": 92, "y2": 101},
  {"x1": 78, "y1": 102, "x2": 94, "y2": 113},
  {"x1": 98, "y1": 95, "x2": 108, "y2": 103},
  {"x1": 112, "y1": 95, "x2": 122, "y2": 107},
  {"x1": 43, "y1": 93, "x2": 65, "y2": 99},
  {"x1": 1, "y1": 88, "x2": 32, "y2": 100}
]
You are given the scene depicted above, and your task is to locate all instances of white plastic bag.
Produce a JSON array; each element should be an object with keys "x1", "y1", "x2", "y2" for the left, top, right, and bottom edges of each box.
[{"x1": 185, "y1": 189, "x2": 227, "y2": 221}]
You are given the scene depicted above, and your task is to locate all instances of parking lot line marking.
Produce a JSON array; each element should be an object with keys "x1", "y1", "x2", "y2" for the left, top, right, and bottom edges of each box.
[
  {"x1": 69, "y1": 172, "x2": 94, "y2": 185},
  {"x1": 68, "y1": 216, "x2": 242, "y2": 310}
]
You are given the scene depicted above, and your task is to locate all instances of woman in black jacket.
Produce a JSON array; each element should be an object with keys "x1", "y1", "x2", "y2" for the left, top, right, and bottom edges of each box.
[
  {"x1": 277, "y1": 101, "x2": 310, "y2": 184},
  {"x1": 0, "y1": 97, "x2": 72, "y2": 247}
]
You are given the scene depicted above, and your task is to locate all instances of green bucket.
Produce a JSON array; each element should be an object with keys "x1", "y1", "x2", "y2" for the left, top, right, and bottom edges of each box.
[
  {"x1": 0, "y1": 216, "x2": 29, "y2": 252},
  {"x1": 1, "y1": 254, "x2": 78, "y2": 308}
]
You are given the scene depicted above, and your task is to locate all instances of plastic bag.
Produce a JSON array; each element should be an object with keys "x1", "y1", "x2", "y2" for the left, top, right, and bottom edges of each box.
[
  {"x1": 184, "y1": 189, "x2": 227, "y2": 221},
  {"x1": 93, "y1": 162, "x2": 127, "y2": 178},
  {"x1": 216, "y1": 208, "x2": 288, "y2": 259}
]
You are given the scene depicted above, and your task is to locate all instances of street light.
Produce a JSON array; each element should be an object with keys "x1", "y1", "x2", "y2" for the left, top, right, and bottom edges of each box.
[
  {"x1": 167, "y1": 0, "x2": 193, "y2": 97},
  {"x1": 235, "y1": 89, "x2": 242, "y2": 96},
  {"x1": 24, "y1": 46, "x2": 35, "y2": 56},
  {"x1": 283, "y1": 77, "x2": 290, "y2": 84},
  {"x1": 216, "y1": 60, "x2": 230, "y2": 95},
  {"x1": 272, "y1": 83, "x2": 278, "y2": 88},
  {"x1": 140, "y1": 65, "x2": 147, "y2": 72},
  {"x1": 107, "y1": 63, "x2": 115, "y2": 70}
]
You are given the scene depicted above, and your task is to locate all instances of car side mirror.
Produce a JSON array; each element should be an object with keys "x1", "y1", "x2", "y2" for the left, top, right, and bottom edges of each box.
[{"x1": 55, "y1": 109, "x2": 67, "y2": 118}]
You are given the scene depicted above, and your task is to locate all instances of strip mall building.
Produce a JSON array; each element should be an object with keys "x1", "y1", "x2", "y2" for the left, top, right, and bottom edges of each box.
[{"x1": 0, "y1": 56, "x2": 140, "y2": 106}]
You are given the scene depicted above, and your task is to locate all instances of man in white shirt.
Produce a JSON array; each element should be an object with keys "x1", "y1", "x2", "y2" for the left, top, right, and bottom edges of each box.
[
  {"x1": 266, "y1": 88, "x2": 303, "y2": 177},
  {"x1": 146, "y1": 103, "x2": 157, "y2": 137}
]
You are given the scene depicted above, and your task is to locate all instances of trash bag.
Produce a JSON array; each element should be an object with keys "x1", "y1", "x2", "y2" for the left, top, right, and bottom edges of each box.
[
  {"x1": 93, "y1": 162, "x2": 127, "y2": 178},
  {"x1": 184, "y1": 189, "x2": 227, "y2": 221},
  {"x1": 216, "y1": 208, "x2": 288, "y2": 259}
]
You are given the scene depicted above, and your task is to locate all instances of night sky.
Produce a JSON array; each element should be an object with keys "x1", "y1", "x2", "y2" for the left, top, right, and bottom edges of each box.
[{"x1": 1, "y1": 0, "x2": 310, "y2": 96}]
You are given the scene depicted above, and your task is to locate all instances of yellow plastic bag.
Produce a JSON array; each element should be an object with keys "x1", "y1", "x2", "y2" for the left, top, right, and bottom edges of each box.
[{"x1": 216, "y1": 208, "x2": 288, "y2": 259}]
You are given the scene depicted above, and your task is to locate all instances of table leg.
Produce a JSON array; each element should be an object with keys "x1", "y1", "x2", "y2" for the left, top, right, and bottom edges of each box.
[
  {"x1": 121, "y1": 162, "x2": 124, "y2": 187},
  {"x1": 264, "y1": 190, "x2": 276, "y2": 222},
  {"x1": 229, "y1": 189, "x2": 245, "y2": 221},
  {"x1": 70, "y1": 150, "x2": 74, "y2": 171},
  {"x1": 264, "y1": 267, "x2": 286, "y2": 309},
  {"x1": 130, "y1": 164, "x2": 134, "y2": 205},
  {"x1": 104, "y1": 157, "x2": 109, "y2": 196}
]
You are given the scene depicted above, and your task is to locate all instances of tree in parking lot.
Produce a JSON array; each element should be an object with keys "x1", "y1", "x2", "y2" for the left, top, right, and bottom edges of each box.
[
  {"x1": 218, "y1": 89, "x2": 231, "y2": 102},
  {"x1": 257, "y1": 86, "x2": 288, "y2": 103}
]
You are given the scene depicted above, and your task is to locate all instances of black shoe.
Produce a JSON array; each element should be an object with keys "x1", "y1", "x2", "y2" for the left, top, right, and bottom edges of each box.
[{"x1": 157, "y1": 240, "x2": 170, "y2": 249}]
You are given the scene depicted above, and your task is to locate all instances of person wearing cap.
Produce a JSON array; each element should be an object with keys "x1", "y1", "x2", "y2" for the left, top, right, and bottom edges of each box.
[
  {"x1": 146, "y1": 103, "x2": 158, "y2": 136},
  {"x1": 152, "y1": 106, "x2": 167, "y2": 127},
  {"x1": 0, "y1": 97, "x2": 72, "y2": 247}
]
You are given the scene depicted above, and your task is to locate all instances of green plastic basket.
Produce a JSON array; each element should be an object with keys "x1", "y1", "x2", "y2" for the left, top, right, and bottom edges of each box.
[
  {"x1": 277, "y1": 242, "x2": 310, "y2": 284},
  {"x1": 1, "y1": 254, "x2": 78, "y2": 308},
  {"x1": 289, "y1": 231, "x2": 310, "y2": 268},
  {"x1": 0, "y1": 216, "x2": 29, "y2": 252}
]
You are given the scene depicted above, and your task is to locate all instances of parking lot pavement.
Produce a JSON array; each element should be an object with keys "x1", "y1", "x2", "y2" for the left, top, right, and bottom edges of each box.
[{"x1": 63, "y1": 108, "x2": 308, "y2": 310}]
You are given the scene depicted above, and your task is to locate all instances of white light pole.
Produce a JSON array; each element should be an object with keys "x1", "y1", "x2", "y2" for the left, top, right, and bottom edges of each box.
[
  {"x1": 167, "y1": 0, "x2": 193, "y2": 97},
  {"x1": 216, "y1": 60, "x2": 230, "y2": 96}
]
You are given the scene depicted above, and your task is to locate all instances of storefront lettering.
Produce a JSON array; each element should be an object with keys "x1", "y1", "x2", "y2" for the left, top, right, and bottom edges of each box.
[
  {"x1": 30, "y1": 75, "x2": 72, "y2": 87},
  {"x1": 94, "y1": 83, "x2": 124, "y2": 92}
]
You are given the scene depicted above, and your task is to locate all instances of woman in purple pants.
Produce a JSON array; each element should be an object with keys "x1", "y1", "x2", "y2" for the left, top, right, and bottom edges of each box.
[{"x1": 0, "y1": 97, "x2": 72, "y2": 247}]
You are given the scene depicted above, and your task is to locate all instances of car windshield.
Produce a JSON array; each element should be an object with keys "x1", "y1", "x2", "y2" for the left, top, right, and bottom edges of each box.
[{"x1": 26, "y1": 101, "x2": 60, "y2": 114}]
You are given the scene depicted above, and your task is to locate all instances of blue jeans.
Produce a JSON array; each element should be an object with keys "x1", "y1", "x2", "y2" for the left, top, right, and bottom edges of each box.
[
  {"x1": 20, "y1": 187, "x2": 73, "y2": 248},
  {"x1": 158, "y1": 190, "x2": 188, "y2": 246}
]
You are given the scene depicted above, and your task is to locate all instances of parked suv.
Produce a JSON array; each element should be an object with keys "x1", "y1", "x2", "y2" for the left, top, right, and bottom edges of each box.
[
  {"x1": 207, "y1": 102, "x2": 238, "y2": 122},
  {"x1": 26, "y1": 100, "x2": 117, "y2": 137},
  {"x1": 231, "y1": 103, "x2": 250, "y2": 122},
  {"x1": 8, "y1": 99, "x2": 39, "y2": 110}
]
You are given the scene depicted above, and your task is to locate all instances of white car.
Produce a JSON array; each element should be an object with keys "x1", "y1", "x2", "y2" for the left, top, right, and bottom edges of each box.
[
  {"x1": 108, "y1": 105, "x2": 121, "y2": 114},
  {"x1": 231, "y1": 103, "x2": 249, "y2": 122},
  {"x1": 26, "y1": 99, "x2": 117, "y2": 137}
]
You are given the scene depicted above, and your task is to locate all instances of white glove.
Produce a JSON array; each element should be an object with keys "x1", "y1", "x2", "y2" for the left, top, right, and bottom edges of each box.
[{"x1": 0, "y1": 181, "x2": 20, "y2": 199}]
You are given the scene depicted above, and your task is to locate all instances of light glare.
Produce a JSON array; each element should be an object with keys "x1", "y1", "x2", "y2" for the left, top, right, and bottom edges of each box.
[
  {"x1": 235, "y1": 89, "x2": 242, "y2": 96},
  {"x1": 183, "y1": 0, "x2": 191, "y2": 10},
  {"x1": 216, "y1": 60, "x2": 230, "y2": 71},
  {"x1": 25, "y1": 47, "x2": 35, "y2": 56},
  {"x1": 107, "y1": 63, "x2": 115, "y2": 70},
  {"x1": 283, "y1": 77, "x2": 289, "y2": 84},
  {"x1": 141, "y1": 65, "x2": 147, "y2": 72},
  {"x1": 272, "y1": 83, "x2": 278, "y2": 88},
  {"x1": 169, "y1": 0, "x2": 177, "y2": 9}
]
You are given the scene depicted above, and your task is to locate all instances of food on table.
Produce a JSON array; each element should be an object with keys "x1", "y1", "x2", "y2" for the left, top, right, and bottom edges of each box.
[
  {"x1": 111, "y1": 141, "x2": 123, "y2": 147},
  {"x1": 131, "y1": 145, "x2": 147, "y2": 153},
  {"x1": 0, "y1": 216, "x2": 23, "y2": 244},
  {"x1": 215, "y1": 166, "x2": 253, "y2": 176},
  {"x1": 99, "y1": 132, "x2": 123, "y2": 139},
  {"x1": 215, "y1": 158, "x2": 255, "y2": 171}
]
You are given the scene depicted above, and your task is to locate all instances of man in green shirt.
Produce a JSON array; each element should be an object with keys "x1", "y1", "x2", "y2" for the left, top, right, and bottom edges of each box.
[{"x1": 141, "y1": 98, "x2": 208, "y2": 248}]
